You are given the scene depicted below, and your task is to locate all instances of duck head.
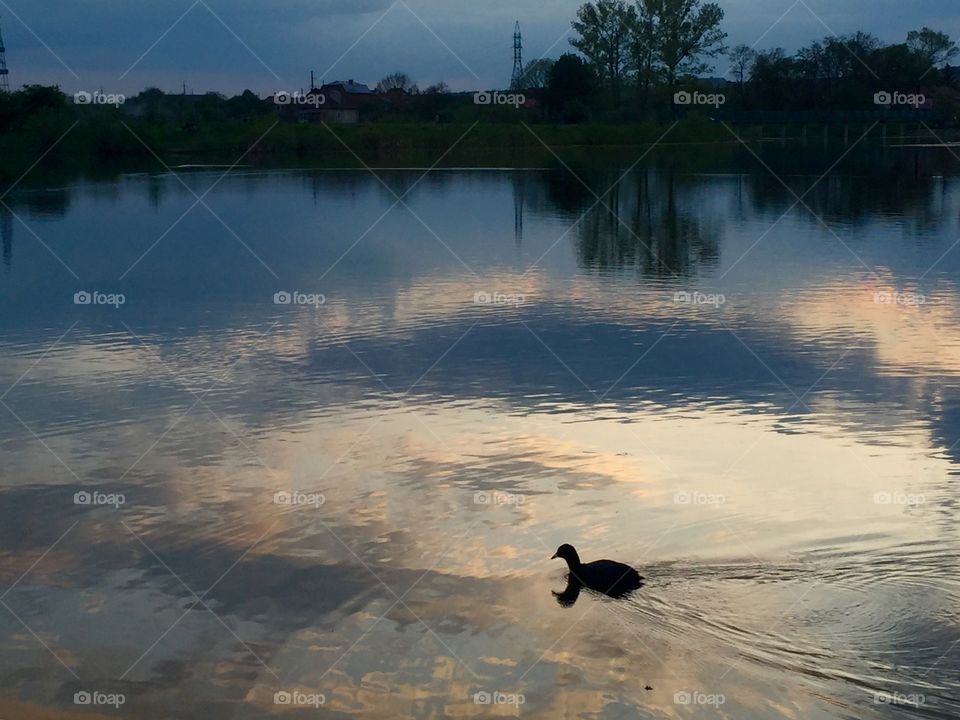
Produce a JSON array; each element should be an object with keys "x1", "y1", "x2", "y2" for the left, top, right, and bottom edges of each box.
[{"x1": 551, "y1": 543, "x2": 581, "y2": 569}]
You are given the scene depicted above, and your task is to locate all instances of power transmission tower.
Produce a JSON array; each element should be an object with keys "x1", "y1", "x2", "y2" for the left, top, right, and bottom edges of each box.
[
  {"x1": 511, "y1": 21, "x2": 522, "y2": 89},
  {"x1": 0, "y1": 18, "x2": 9, "y2": 93}
]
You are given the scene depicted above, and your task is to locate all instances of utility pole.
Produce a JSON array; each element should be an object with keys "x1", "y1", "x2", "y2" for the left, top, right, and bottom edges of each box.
[
  {"x1": 511, "y1": 21, "x2": 523, "y2": 89},
  {"x1": 0, "y1": 18, "x2": 10, "y2": 93}
]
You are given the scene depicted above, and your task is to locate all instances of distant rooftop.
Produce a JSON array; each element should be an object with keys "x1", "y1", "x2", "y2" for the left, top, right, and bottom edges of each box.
[{"x1": 325, "y1": 80, "x2": 373, "y2": 94}]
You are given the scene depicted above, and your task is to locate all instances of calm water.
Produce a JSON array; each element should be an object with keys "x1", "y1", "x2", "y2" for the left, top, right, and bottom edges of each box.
[{"x1": 2, "y1": 146, "x2": 960, "y2": 719}]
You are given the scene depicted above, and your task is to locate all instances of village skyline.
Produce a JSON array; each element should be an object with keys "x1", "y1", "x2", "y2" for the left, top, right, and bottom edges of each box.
[{"x1": 1, "y1": 0, "x2": 958, "y2": 96}]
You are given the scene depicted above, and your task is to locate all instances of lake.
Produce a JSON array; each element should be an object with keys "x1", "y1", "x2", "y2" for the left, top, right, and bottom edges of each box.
[{"x1": 1, "y1": 144, "x2": 959, "y2": 719}]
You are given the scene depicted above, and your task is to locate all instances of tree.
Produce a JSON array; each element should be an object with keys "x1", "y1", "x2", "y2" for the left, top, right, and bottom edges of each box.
[
  {"x1": 225, "y1": 89, "x2": 269, "y2": 120},
  {"x1": 376, "y1": 72, "x2": 419, "y2": 94},
  {"x1": 872, "y1": 44, "x2": 931, "y2": 89},
  {"x1": 546, "y1": 53, "x2": 595, "y2": 122},
  {"x1": 638, "y1": 0, "x2": 727, "y2": 89},
  {"x1": 907, "y1": 27, "x2": 959, "y2": 69},
  {"x1": 629, "y1": 3, "x2": 659, "y2": 107},
  {"x1": 727, "y1": 44, "x2": 757, "y2": 97},
  {"x1": 423, "y1": 82, "x2": 449, "y2": 94},
  {"x1": 748, "y1": 48, "x2": 797, "y2": 110},
  {"x1": 16, "y1": 85, "x2": 67, "y2": 115},
  {"x1": 516, "y1": 58, "x2": 556, "y2": 89},
  {"x1": 571, "y1": 0, "x2": 636, "y2": 100},
  {"x1": 795, "y1": 33, "x2": 880, "y2": 109}
]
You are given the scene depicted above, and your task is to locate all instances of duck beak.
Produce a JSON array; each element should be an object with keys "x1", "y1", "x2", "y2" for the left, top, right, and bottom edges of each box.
[{"x1": 550, "y1": 552, "x2": 557, "y2": 559}]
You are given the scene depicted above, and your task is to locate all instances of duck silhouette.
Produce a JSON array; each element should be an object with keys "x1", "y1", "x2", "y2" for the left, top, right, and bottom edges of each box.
[{"x1": 551, "y1": 543, "x2": 643, "y2": 600}]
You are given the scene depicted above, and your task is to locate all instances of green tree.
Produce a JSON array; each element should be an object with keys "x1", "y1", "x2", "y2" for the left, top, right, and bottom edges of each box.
[
  {"x1": 748, "y1": 48, "x2": 797, "y2": 110},
  {"x1": 16, "y1": 85, "x2": 67, "y2": 115},
  {"x1": 907, "y1": 27, "x2": 959, "y2": 69},
  {"x1": 571, "y1": 0, "x2": 636, "y2": 101},
  {"x1": 629, "y1": 2, "x2": 659, "y2": 107},
  {"x1": 516, "y1": 58, "x2": 556, "y2": 89},
  {"x1": 225, "y1": 89, "x2": 269, "y2": 120},
  {"x1": 376, "y1": 72, "x2": 419, "y2": 94},
  {"x1": 546, "y1": 53, "x2": 595, "y2": 122},
  {"x1": 727, "y1": 44, "x2": 757, "y2": 100},
  {"x1": 638, "y1": 0, "x2": 727, "y2": 90}
]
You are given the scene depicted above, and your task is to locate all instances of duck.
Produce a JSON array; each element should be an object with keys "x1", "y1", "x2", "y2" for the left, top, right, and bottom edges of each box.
[{"x1": 551, "y1": 543, "x2": 643, "y2": 598}]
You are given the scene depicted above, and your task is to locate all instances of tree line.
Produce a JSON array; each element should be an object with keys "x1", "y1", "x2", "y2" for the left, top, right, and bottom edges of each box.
[{"x1": 520, "y1": 0, "x2": 960, "y2": 121}]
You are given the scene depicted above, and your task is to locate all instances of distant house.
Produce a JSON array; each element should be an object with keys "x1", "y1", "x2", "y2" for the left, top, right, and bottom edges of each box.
[
  {"x1": 324, "y1": 80, "x2": 374, "y2": 98},
  {"x1": 296, "y1": 80, "x2": 374, "y2": 124}
]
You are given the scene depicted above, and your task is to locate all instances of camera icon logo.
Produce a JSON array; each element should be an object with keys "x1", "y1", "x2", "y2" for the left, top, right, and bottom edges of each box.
[
  {"x1": 274, "y1": 91, "x2": 292, "y2": 105},
  {"x1": 473, "y1": 691, "x2": 492, "y2": 704},
  {"x1": 274, "y1": 690, "x2": 292, "y2": 705},
  {"x1": 273, "y1": 291, "x2": 292, "y2": 305},
  {"x1": 273, "y1": 491, "x2": 292, "y2": 505},
  {"x1": 874, "y1": 91, "x2": 892, "y2": 105},
  {"x1": 74, "y1": 91, "x2": 92, "y2": 105},
  {"x1": 74, "y1": 691, "x2": 92, "y2": 705},
  {"x1": 74, "y1": 291, "x2": 92, "y2": 305},
  {"x1": 473, "y1": 291, "x2": 492, "y2": 305},
  {"x1": 673, "y1": 91, "x2": 692, "y2": 105},
  {"x1": 473, "y1": 92, "x2": 492, "y2": 105},
  {"x1": 74, "y1": 491, "x2": 92, "y2": 505}
]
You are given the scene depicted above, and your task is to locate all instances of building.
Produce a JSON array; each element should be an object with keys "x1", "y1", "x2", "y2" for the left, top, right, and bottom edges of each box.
[{"x1": 295, "y1": 80, "x2": 374, "y2": 124}]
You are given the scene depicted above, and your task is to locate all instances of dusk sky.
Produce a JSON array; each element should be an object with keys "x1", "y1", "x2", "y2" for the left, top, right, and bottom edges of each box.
[{"x1": 2, "y1": 0, "x2": 959, "y2": 96}]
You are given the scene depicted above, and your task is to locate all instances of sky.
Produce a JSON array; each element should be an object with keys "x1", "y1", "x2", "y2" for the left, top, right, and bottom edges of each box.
[{"x1": 1, "y1": 0, "x2": 958, "y2": 96}]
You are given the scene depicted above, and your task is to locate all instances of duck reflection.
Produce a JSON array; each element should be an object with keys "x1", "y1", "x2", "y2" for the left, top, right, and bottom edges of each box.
[
  {"x1": 552, "y1": 575, "x2": 646, "y2": 607},
  {"x1": 552, "y1": 577, "x2": 584, "y2": 607}
]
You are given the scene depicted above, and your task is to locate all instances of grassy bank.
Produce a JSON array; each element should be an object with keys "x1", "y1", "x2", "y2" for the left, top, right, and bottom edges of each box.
[
  {"x1": 1, "y1": 111, "x2": 954, "y2": 186},
  {"x1": 0, "y1": 113, "x2": 755, "y2": 178}
]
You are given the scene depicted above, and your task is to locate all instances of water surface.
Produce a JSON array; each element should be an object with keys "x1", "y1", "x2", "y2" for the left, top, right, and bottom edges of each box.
[{"x1": 2, "y1": 147, "x2": 960, "y2": 718}]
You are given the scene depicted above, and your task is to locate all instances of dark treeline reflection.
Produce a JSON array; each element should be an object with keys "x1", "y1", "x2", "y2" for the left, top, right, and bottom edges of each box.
[
  {"x1": 0, "y1": 145, "x2": 956, "y2": 280},
  {"x1": 571, "y1": 170, "x2": 721, "y2": 275},
  {"x1": 505, "y1": 145, "x2": 954, "y2": 276}
]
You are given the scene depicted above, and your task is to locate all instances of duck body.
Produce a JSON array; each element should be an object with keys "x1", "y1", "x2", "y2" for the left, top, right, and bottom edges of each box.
[{"x1": 552, "y1": 543, "x2": 643, "y2": 598}]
